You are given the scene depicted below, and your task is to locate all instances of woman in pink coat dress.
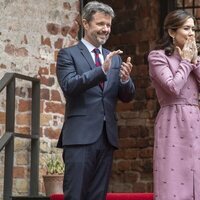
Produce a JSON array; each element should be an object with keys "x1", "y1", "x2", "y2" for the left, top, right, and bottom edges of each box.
[{"x1": 148, "y1": 10, "x2": 200, "y2": 200}]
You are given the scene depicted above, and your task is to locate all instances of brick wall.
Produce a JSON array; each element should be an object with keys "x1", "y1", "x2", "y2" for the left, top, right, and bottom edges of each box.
[
  {"x1": 0, "y1": 0, "x2": 80, "y2": 197},
  {"x1": 100, "y1": 0, "x2": 160, "y2": 192},
  {"x1": 0, "y1": 0, "x2": 160, "y2": 197}
]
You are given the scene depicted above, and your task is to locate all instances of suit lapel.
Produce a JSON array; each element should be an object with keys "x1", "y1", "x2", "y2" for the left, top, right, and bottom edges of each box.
[
  {"x1": 78, "y1": 42, "x2": 95, "y2": 70},
  {"x1": 78, "y1": 42, "x2": 104, "y2": 92}
]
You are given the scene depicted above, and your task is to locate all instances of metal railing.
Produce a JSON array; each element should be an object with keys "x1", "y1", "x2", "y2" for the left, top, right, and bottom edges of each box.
[{"x1": 0, "y1": 73, "x2": 40, "y2": 200}]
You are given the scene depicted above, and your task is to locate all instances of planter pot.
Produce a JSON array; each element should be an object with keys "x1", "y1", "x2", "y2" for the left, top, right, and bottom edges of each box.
[{"x1": 43, "y1": 174, "x2": 63, "y2": 196}]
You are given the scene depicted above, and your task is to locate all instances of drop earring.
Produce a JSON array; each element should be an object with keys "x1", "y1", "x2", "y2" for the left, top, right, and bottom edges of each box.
[{"x1": 172, "y1": 37, "x2": 175, "y2": 45}]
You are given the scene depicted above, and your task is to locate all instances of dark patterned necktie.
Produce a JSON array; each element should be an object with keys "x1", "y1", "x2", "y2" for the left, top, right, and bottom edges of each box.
[{"x1": 93, "y1": 48, "x2": 104, "y2": 89}]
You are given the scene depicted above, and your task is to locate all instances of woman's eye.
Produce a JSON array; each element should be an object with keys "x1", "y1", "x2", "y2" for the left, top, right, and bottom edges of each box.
[{"x1": 183, "y1": 26, "x2": 196, "y2": 31}]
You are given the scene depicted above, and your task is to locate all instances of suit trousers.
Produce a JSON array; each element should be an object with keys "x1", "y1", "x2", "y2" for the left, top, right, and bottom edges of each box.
[{"x1": 62, "y1": 123, "x2": 114, "y2": 200}]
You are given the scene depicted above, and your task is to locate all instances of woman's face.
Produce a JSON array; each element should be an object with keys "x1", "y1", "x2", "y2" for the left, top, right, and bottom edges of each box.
[{"x1": 171, "y1": 17, "x2": 195, "y2": 49}]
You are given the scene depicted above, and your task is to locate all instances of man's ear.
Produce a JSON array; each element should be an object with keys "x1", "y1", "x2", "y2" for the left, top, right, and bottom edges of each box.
[
  {"x1": 82, "y1": 19, "x2": 88, "y2": 30},
  {"x1": 168, "y1": 29, "x2": 175, "y2": 39}
]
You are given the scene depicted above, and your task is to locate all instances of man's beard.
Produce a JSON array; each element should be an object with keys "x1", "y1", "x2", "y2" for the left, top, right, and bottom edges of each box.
[{"x1": 96, "y1": 34, "x2": 109, "y2": 45}]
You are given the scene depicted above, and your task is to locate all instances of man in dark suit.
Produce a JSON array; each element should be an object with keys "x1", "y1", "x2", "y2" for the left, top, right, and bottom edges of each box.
[{"x1": 56, "y1": 1, "x2": 135, "y2": 200}]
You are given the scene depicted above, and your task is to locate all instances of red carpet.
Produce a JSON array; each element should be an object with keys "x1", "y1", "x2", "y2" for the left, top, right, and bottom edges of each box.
[{"x1": 50, "y1": 193, "x2": 153, "y2": 200}]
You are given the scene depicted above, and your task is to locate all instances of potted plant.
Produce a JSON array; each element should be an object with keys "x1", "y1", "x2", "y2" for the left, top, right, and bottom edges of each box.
[{"x1": 43, "y1": 154, "x2": 65, "y2": 196}]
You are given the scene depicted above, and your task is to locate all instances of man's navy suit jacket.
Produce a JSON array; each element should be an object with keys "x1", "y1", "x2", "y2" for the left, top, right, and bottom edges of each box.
[{"x1": 56, "y1": 41, "x2": 135, "y2": 148}]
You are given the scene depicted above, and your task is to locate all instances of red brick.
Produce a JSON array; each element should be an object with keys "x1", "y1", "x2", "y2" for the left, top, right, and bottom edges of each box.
[
  {"x1": 46, "y1": 23, "x2": 61, "y2": 35},
  {"x1": 54, "y1": 50, "x2": 59, "y2": 62},
  {"x1": 68, "y1": 21, "x2": 79, "y2": 38},
  {"x1": 4, "y1": 44, "x2": 28, "y2": 56},
  {"x1": 146, "y1": 86, "x2": 156, "y2": 99},
  {"x1": 117, "y1": 160, "x2": 131, "y2": 171},
  {"x1": 15, "y1": 126, "x2": 30, "y2": 134},
  {"x1": 40, "y1": 76, "x2": 55, "y2": 87},
  {"x1": 124, "y1": 172, "x2": 139, "y2": 183},
  {"x1": 15, "y1": 47, "x2": 28, "y2": 57},
  {"x1": 124, "y1": 149, "x2": 138, "y2": 159},
  {"x1": 0, "y1": 112, "x2": 5, "y2": 124},
  {"x1": 51, "y1": 90, "x2": 61, "y2": 101},
  {"x1": 13, "y1": 167, "x2": 26, "y2": 178},
  {"x1": 16, "y1": 113, "x2": 31, "y2": 126},
  {"x1": 119, "y1": 138, "x2": 137, "y2": 148},
  {"x1": 50, "y1": 63, "x2": 56, "y2": 75},
  {"x1": 139, "y1": 148, "x2": 153, "y2": 158},
  {"x1": 18, "y1": 99, "x2": 31, "y2": 112},
  {"x1": 45, "y1": 102, "x2": 65, "y2": 115},
  {"x1": 137, "y1": 64, "x2": 148, "y2": 77},
  {"x1": 41, "y1": 88, "x2": 50, "y2": 100},
  {"x1": 113, "y1": 149, "x2": 125, "y2": 159},
  {"x1": 116, "y1": 101, "x2": 133, "y2": 112},
  {"x1": 132, "y1": 182, "x2": 148, "y2": 192},
  {"x1": 5, "y1": 44, "x2": 15, "y2": 55},
  {"x1": 61, "y1": 26, "x2": 70, "y2": 36},
  {"x1": 54, "y1": 38, "x2": 63, "y2": 49},
  {"x1": 43, "y1": 127, "x2": 60, "y2": 139},
  {"x1": 146, "y1": 99, "x2": 158, "y2": 111},
  {"x1": 0, "y1": 63, "x2": 6, "y2": 68}
]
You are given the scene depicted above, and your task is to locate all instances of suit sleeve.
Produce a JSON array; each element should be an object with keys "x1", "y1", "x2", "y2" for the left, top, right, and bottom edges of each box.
[
  {"x1": 117, "y1": 56, "x2": 135, "y2": 102},
  {"x1": 56, "y1": 48, "x2": 107, "y2": 96},
  {"x1": 148, "y1": 51, "x2": 195, "y2": 96}
]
